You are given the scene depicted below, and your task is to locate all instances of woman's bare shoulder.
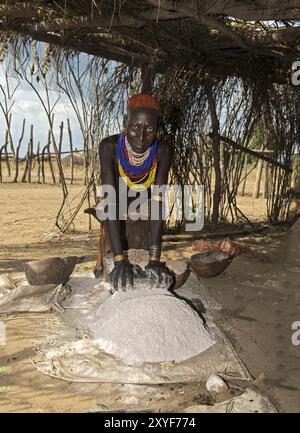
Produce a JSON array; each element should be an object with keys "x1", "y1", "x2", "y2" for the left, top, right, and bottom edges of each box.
[
  {"x1": 99, "y1": 134, "x2": 119, "y2": 156},
  {"x1": 100, "y1": 134, "x2": 119, "y2": 147}
]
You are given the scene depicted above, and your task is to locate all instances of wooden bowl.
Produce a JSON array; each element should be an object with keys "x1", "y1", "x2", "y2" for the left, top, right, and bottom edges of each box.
[
  {"x1": 24, "y1": 256, "x2": 78, "y2": 285},
  {"x1": 190, "y1": 250, "x2": 233, "y2": 278},
  {"x1": 166, "y1": 260, "x2": 190, "y2": 290}
]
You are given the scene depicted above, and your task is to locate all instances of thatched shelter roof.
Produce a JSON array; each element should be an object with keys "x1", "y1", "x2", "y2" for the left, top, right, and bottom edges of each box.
[{"x1": 0, "y1": 1, "x2": 300, "y2": 83}]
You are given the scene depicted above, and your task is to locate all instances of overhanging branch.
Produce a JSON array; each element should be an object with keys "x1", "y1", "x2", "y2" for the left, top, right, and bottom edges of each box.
[
  {"x1": 214, "y1": 134, "x2": 292, "y2": 173},
  {"x1": 35, "y1": 15, "x2": 144, "y2": 32},
  {"x1": 0, "y1": 22, "x2": 149, "y2": 67}
]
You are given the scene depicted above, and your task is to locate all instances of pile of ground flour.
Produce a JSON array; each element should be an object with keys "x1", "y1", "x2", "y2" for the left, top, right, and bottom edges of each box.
[{"x1": 88, "y1": 288, "x2": 215, "y2": 365}]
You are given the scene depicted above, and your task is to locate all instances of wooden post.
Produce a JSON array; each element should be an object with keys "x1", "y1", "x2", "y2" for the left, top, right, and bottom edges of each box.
[
  {"x1": 41, "y1": 145, "x2": 47, "y2": 184},
  {"x1": 83, "y1": 131, "x2": 89, "y2": 186},
  {"x1": 0, "y1": 145, "x2": 3, "y2": 183},
  {"x1": 3, "y1": 130, "x2": 10, "y2": 177},
  {"x1": 28, "y1": 125, "x2": 33, "y2": 183},
  {"x1": 37, "y1": 141, "x2": 41, "y2": 184},
  {"x1": 21, "y1": 138, "x2": 30, "y2": 183},
  {"x1": 67, "y1": 118, "x2": 74, "y2": 185},
  {"x1": 47, "y1": 147, "x2": 56, "y2": 184},
  {"x1": 45, "y1": 130, "x2": 56, "y2": 184},
  {"x1": 205, "y1": 83, "x2": 221, "y2": 227},
  {"x1": 253, "y1": 158, "x2": 264, "y2": 198},
  {"x1": 7, "y1": 113, "x2": 15, "y2": 159},
  {"x1": 58, "y1": 121, "x2": 64, "y2": 184},
  {"x1": 13, "y1": 118, "x2": 26, "y2": 183},
  {"x1": 254, "y1": 117, "x2": 269, "y2": 199},
  {"x1": 219, "y1": 142, "x2": 225, "y2": 210},
  {"x1": 141, "y1": 64, "x2": 157, "y2": 94},
  {"x1": 241, "y1": 154, "x2": 248, "y2": 196},
  {"x1": 263, "y1": 161, "x2": 270, "y2": 199}
]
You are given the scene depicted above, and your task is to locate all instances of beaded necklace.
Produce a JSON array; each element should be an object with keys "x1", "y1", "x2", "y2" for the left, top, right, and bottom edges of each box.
[
  {"x1": 125, "y1": 137, "x2": 151, "y2": 166},
  {"x1": 117, "y1": 133, "x2": 158, "y2": 191}
]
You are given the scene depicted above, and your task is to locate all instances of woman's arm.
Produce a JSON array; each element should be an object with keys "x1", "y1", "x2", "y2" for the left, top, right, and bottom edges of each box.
[
  {"x1": 145, "y1": 142, "x2": 174, "y2": 288},
  {"x1": 99, "y1": 137, "x2": 142, "y2": 290},
  {"x1": 99, "y1": 136, "x2": 124, "y2": 257},
  {"x1": 149, "y1": 141, "x2": 172, "y2": 258}
]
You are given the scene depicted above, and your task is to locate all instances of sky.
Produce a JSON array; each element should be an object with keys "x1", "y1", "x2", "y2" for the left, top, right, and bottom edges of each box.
[{"x1": 0, "y1": 63, "x2": 85, "y2": 158}]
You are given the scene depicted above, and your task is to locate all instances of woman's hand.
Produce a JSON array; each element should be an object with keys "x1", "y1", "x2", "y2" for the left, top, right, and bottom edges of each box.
[
  {"x1": 109, "y1": 261, "x2": 143, "y2": 292},
  {"x1": 145, "y1": 261, "x2": 174, "y2": 289}
]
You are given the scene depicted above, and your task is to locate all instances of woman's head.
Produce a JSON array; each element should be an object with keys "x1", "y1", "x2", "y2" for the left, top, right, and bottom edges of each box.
[{"x1": 126, "y1": 94, "x2": 160, "y2": 153}]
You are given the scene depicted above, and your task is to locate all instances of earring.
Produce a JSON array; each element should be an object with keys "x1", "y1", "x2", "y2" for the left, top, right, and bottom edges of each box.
[{"x1": 156, "y1": 131, "x2": 160, "y2": 139}]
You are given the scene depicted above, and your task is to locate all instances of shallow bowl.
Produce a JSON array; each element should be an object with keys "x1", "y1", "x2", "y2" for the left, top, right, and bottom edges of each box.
[
  {"x1": 190, "y1": 250, "x2": 233, "y2": 278},
  {"x1": 24, "y1": 256, "x2": 77, "y2": 285}
]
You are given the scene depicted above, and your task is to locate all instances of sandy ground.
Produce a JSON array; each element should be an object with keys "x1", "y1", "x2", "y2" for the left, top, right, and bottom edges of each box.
[
  {"x1": 0, "y1": 182, "x2": 300, "y2": 412},
  {"x1": 204, "y1": 222, "x2": 300, "y2": 412}
]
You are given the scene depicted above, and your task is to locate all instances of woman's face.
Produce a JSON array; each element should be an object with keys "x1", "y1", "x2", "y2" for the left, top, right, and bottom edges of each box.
[{"x1": 126, "y1": 107, "x2": 158, "y2": 153}]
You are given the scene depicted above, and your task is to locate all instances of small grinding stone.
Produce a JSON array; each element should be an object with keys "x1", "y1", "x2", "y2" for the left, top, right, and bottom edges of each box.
[{"x1": 206, "y1": 374, "x2": 229, "y2": 393}]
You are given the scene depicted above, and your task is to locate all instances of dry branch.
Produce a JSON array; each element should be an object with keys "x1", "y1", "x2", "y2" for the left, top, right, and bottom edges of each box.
[{"x1": 215, "y1": 134, "x2": 292, "y2": 173}]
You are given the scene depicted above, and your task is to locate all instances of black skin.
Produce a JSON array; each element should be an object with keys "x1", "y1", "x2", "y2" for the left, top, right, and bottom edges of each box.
[{"x1": 99, "y1": 107, "x2": 174, "y2": 291}]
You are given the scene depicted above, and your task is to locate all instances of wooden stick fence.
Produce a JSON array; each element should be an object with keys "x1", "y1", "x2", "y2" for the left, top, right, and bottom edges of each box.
[{"x1": 0, "y1": 120, "x2": 88, "y2": 185}]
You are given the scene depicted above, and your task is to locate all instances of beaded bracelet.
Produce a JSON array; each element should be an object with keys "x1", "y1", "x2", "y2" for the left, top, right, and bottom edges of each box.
[
  {"x1": 149, "y1": 245, "x2": 161, "y2": 261},
  {"x1": 113, "y1": 254, "x2": 125, "y2": 263}
]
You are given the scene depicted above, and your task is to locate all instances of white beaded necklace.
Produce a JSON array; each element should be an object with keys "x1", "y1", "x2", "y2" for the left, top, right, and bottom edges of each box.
[{"x1": 125, "y1": 136, "x2": 151, "y2": 167}]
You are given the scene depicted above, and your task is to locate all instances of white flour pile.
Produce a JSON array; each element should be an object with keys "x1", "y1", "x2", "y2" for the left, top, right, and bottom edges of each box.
[{"x1": 88, "y1": 289, "x2": 215, "y2": 365}]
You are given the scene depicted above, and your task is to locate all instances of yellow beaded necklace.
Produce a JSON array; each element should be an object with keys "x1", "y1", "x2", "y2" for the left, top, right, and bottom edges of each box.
[{"x1": 118, "y1": 159, "x2": 157, "y2": 191}]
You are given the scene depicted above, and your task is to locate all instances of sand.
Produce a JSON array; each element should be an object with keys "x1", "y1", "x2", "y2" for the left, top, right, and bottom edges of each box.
[
  {"x1": 89, "y1": 288, "x2": 215, "y2": 365},
  {"x1": 1, "y1": 182, "x2": 300, "y2": 411}
]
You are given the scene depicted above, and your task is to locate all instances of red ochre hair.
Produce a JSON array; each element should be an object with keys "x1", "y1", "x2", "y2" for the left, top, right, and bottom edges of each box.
[{"x1": 128, "y1": 93, "x2": 160, "y2": 112}]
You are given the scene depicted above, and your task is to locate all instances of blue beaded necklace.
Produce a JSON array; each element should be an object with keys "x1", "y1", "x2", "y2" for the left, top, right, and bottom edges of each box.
[{"x1": 117, "y1": 133, "x2": 158, "y2": 178}]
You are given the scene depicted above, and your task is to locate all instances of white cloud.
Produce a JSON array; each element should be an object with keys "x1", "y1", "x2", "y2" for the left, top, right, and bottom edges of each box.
[{"x1": 0, "y1": 65, "x2": 84, "y2": 157}]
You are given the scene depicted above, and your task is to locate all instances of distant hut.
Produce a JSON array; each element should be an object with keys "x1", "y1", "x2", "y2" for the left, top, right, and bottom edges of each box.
[
  {"x1": 0, "y1": 152, "x2": 15, "y2": 162},
  {"x1": 62, "y1": 151, "x2": 84, "y2": 166}
]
